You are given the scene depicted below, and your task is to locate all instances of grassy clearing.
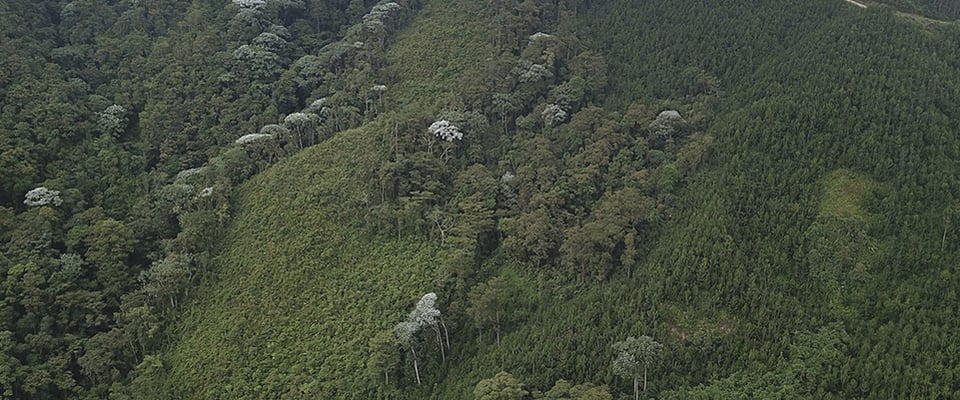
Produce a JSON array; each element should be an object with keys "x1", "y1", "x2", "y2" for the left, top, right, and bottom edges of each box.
[{"x1": 819, "y1": 169, "x2": 878, "y2": 220}]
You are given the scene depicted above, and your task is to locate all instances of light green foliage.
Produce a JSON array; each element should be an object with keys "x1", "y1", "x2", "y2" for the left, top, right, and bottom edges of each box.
[
  {"x1": 474, "y1": 371, "x2": 529, "y2": 400},
  {"x1": 367, "y1": 329, "x2": 401, "y2": 385},
  {"x1": 818, "y1": 169, "x2": 878, "y2": 220},
  {"x1": 539, "y1": 379, "x2": 613, "y2": 400},
  {"x1": 153, "y1": 126, "x2": 441, "y2": 398}
]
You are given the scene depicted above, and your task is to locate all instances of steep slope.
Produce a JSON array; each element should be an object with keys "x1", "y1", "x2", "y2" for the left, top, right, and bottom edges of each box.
[
  {"x1": 143, "y1": 0, "x2": 497, "y2": 398},
  {"x1": 141, "y1": 0, "x2": 960, "y2": 399},
  {"x1": 586, "y1": 1, "x2": 960, "y2": 398},
  {"x1": 154, "y1": 124, "x2": 440, "y2": 399}
]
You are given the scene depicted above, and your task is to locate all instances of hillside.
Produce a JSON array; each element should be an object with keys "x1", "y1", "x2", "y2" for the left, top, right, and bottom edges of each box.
[
  {"x1": 3, "y1": 0, "x2": 960, "y2": 398},
  {"x1": 141, "y1": 0, "x2": 960, "y2": 399},
  {"x1": 142, "y1": 0, "x2": 497, "y2": 398}
]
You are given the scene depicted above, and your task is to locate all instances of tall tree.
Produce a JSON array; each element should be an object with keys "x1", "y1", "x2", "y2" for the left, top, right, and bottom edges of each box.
[
  {"x1": 466, "y1": 276, "x2": 507, "y2": 344},
  {"x1": 612, "y1": 335, "x2": 663, "y2": 400},
  {"x1": 393, "y1": 321, "x2": 421, "y2": 386},
  {"x1": 367, "y1": 329, "x2": 399, "y2": 386}
]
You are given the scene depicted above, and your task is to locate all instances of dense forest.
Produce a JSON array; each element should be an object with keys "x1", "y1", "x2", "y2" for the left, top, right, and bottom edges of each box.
[{"x1": 2, "y1": 0, "x2": 960, "y2": 399}]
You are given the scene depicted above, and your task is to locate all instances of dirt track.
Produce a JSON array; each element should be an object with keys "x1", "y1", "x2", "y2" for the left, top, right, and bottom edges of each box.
[{"x1": 843, "y1": 0, "x2": 868, "y2": 9}]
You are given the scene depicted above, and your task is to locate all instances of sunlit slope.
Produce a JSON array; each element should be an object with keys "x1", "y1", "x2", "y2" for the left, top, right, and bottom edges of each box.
[
  {"x1": 160, "y1": 125, "x2": 439, "y2": 399},
  {"x1": 152, "y1": 0, "x2": 496, "y2": 398}
]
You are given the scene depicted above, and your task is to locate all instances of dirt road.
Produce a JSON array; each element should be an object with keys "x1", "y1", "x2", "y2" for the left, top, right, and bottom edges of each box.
[{"x1": 843, "y1": 0, "x2": 868, "y2": 9}]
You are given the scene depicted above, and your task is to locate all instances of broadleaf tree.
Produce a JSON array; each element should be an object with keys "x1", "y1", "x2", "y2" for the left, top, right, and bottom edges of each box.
[{"x1": 612, "y1": 335, "x2": 663, "y2": 400}]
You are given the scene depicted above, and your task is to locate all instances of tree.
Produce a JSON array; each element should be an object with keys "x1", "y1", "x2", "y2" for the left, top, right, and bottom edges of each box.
[
  {"x1": 648, "y1": 110, "x2": 688, "y2": 147},
  {"x1": 394, "y1": 292, "x2": 450, "y2": 386},
  {"x1": 96, "y1": 104, "x2": 127, "y2": 137},
  {"x1": 542, "y1": 104, "x2": 568, "y2": 127},
  {"x1": 504, "y1": 208, "x2": 560, "y2": 266},
  {"x1": 429, "y1": 120, "x2": 463, "y2": 142},
  {"x1": 539, "y1": 379, "x2": 613, "y2": 400},
  {"x1": 408, "y1": 292, "x2": 449, "y2": 360},
  {"x1": 23, "y1": 187, "x2": 62, "y2": 207},
  {"x1": 393, "y1": 321, "x2": 421, "y2": 385},
  {"x1": 83, "y1": 219, "x2": 136, "y2": 298},
  {"x1": 367, "y1": 329, "x2": 399, "y2": 386},
  {"x1": 282, "y1": 112, "x2": 321, "y2": 148},
  {"x1": 140, "y1": 255, "x2": 191, "y2": 310},
  {"x1": 474, "y1": 371, "x2": 528, "y2": 400},
  {"x1": 0, "y1": 331, "x2": 23, "y2": 399},
  {"x1": 467, "y1": 276, "x2": 507, "y2": 344},
  {"x1": 612, "y1": 335, "x2": 663, "y2": 400}
]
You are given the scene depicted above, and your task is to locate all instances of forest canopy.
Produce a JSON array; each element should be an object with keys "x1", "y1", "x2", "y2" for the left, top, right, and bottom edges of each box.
[{"x1": 1, "y1": 0, "x2": 959, "y2": 399}]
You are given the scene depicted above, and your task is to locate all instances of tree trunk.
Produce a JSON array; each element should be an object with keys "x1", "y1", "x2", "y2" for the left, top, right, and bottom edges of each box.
[
  {"x1": 634, "y1": 375, "x2": 639, "y2": 400},
  {"x1": 385, "y1": 371, "x2": 389, "y2": 386},
  {"x1": 495, "y1": 310, "x2": 501, "y2": 345},
  {"x1": 441, "y1": 319, "x2": 450, "y2": 349},
  {"x1": 411, "y1": 347, "x2": 421, "y2": 386},
  {"x1": 643, "y1": 366, "x2": 647, "y2": 393},
  {"x1": 437, "y1": 328, "x2": 445, "y2": 361},
  {"x1": 942, "y1": 217, "x2": 949, "y2": 252},
  {"x1": 413, "y1": 357, "x2": 421, "y2": 386}
]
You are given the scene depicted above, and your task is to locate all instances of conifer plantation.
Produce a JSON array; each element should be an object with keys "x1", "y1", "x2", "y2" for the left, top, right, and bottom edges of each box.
[{"x1": 1, "y1": 0, "x2": 959, "y2": 398}]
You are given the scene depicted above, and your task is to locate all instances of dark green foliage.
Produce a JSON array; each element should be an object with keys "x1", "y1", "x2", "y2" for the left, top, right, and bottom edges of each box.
[
  {"x1": 5, "y1": 0, "x2": 960, "y2": 398},
  {"x1": 0, "y1": 0, "x2": 399, "y2": 397}
]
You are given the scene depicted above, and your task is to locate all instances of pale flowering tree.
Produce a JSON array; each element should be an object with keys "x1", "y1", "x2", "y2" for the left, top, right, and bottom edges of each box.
[
  {"x1": 613, "y1": 335, "x2": 663, "y2": 400},
  {"x1": 428, "y1": 120, "x2": 463, "y2": 142},
  {"x1": 235, "y1": 133, "x2": 273, "y2": 145},
  {"x1": 542, "y1": 104, "x2": 567, "y2": 127},
  {"x1": 233, "y1": 44, "x2": 282, "y2": 81},
  {"x1": 393, "y1": 292, "x2": 451, "y2": 385},
  {"x1": 427, "y1": 120, "x2": 463, "y2": 159},
  {"x1": 369, "y1": 85, "x2": 387, "y2": 112},
  {"x1": 252, "y1": 32, "x2": 287, "y2": 52},
  {"x1": 259, "y1": 123, "x2": 289, "y2": 138},
  {"x1": 96, "y1": 104, "x2": 127, "y2": 137},
  {"x1": 175, "y1": 167, "x2": 205, "y2": 182},
  {"x1": 359, "y1": 2, "x2": 403, "y2": 47},
  {"x1": 513, "y1": 60, "x2": 553, "y2": 83},
  {"x1": 232, "y1": 0, "x2": 267, "y2": 9},
  {"x1": 408, "y1": 292, "x2": 449, "y2": 360},
  {"x1": 529, "y1": 32, "x2": 553, "y2": 41},
  {"x1": 394, "y1": 321, "x2": 422, "y2": 385},
  {"x1": 649, "y1": 110, "x2": 688, "y2": 144},
  {"x1": 283, "y1": 112, "x2": 322, "y2": 149},
  {"x1": 24, "y1": 187, "x2": 62, "y2": 207},
  {"x1": 305, "y1": 98, "x2": 327, "y2": 114},
  {"x1": 364, "y1": 1, "x2": 402, "y2": 23}
]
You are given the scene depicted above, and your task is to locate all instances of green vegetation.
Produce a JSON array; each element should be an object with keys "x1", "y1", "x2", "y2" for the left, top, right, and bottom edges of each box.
[
  {"x1": 3, "y1": 0, "x2": 960, "y2": 398},
  {"x1": 819, "y1": 169, "x2": 878, "y2": 219},
  {"x1": 872, "y1": 0, "x2": 960, "y2": 20},
  {"x1": 158, "y1": 127, "x2": 441, "y2": 398}
]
